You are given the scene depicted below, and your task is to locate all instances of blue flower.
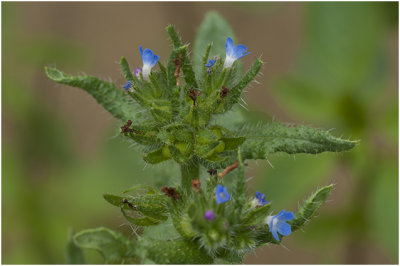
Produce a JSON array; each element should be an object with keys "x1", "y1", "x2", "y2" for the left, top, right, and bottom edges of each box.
[
  {"x1": 139, "y1": 46, "x2": 159, "y2": 80},
  {"x1": 205, "y1": 58, "x2": 216, "y2": 74},
  {"x1": 123, "y1": 81, "x2": 132, "y2": 91},
  {"x1": 223, "y1": 37, "x2": 251, "y2": 68},
  {"x1": 265, "y1": 210, "x2": 294, "y2": 241},
  {"x1": 254, "y1": 191, "x2": 269, "y2": 206},
  {"x1": 215, "y1": 184, "x2": 230, "y2": 204},
  {"x1": 205, "y1": 59, "x2": 216, "y2": 68}
]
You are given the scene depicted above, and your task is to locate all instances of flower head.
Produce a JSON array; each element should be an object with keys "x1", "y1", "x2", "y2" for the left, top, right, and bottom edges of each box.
[
  {"x1": 205, "y1": 58, "x2": 216, "y2": 74},
  {"x1": 265, "y1": 210, "x2": 294, "y2": 241},
  {"x1": 205, "y1": 59, "x2": 216, "y2": 68},
  {"x1": 253, "y1": 191, "x2": 269, "y2": 207},
  {"x1": 204, "y1": 210, "x2": 215, "y2": 220},
  {"x1": 215, "y1": 184, "x2": 230, "y2": 204},
  {"x1": 134, "y1": 67, "x2": 142, "y2": 78},
  {"x1": 139, "y1": 46, "x2": 159, "y2": 80},
  {"x1": 123, "y1": 81, "x2": 132, "y2": 91},
  {"x1": 223, "y1": 37, "x2": 251, "y2": 68}
]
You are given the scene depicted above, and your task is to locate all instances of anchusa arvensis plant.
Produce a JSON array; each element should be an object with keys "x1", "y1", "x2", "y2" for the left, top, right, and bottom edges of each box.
[{"x1": 46, "y1": 12, "x2": 356, "y2": 264}]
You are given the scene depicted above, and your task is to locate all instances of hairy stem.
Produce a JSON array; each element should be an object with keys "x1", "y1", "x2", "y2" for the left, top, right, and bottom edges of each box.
[{"x1": 180, "y1": 159, "x2": 199, "y2": 193}]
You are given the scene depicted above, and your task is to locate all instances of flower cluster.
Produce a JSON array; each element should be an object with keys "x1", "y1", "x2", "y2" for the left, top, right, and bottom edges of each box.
[
  {"x1": 209, "y1": 183, "x2": 293, "y2": 241},
  {"x1": 123, "y1": 37, "x2": 250, "y2": 89}
]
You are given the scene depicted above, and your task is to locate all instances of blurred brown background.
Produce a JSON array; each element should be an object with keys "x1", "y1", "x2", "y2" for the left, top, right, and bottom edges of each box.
[{"x1": 2, "y1": 2, "x2": 398, "y2": 264}]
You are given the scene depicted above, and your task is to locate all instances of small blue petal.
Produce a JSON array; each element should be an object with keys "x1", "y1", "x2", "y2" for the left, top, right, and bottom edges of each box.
[
  {"x1": 139, "y1": 46, "x2": 144, "y2": 57},
  {"x1": 205, "y1": 59, "x2": 216, "y2": 68},
  {"x1": 234, "y1": 44, "x2": 248, "y2": 55},
  {"x1": 139, "y1": 46, "x2": 159, "y2": 68},
  {"x1": 225, "y1": 37, "x2": 234, "y2": 55},
  {"x1": 216, "y1": 184, "x2": 230, "y2": 204},
  {"x1": 142, "y1": 49, "x2": 154, "y2": 64},
  {"x1": 279, "y1": 211, "x2": 295, "y2": 221},
  {"x1": 275, "y1": 209, "x2": 286, "y2": 218},
  {"x1": 123, "y1": 81, "x2": 132, "y2": 91},
  {"x1": 255, "y1": 191, "x2": 268, "y2": 206},
  {"x1": 276, "y1": 222, "x2": 291, "y2": 236},
  {"x1": 237, "y1": 51, "x2": 251, "y2": 60},
  {"x1": 271, "y1": 230, "x2": 280, "y2": 241},
  {"x1": 152, "y1": 54, "x2": 160, "y2": 67}
]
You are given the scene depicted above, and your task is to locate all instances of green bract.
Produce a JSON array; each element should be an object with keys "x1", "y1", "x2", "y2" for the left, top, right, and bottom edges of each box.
[{"x1": 49, "y1": 12, "x2": 356, "y2": 264}]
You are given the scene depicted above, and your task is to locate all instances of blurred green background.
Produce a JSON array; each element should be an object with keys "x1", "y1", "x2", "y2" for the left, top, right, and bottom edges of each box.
[{"x1": 2, "y1": 2, "x2": 398, "y2": 264}]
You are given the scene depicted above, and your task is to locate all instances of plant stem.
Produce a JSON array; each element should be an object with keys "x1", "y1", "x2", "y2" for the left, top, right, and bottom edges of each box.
[{"x1": 180, "y1": 158, "x2": 199, "y2": 193}]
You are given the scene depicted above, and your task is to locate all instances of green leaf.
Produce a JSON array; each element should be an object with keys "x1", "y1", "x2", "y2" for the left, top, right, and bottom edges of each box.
[
  {"x1": 181, "y1": 56, "x2": 198, "y2": 89},
  {"x1": 143, "y1": 146, "x2": 172, "y2": 164},
  {"x1": 141, "y1": 239, "x2": 213, "y2": 264},
  {"x1": 103, "y1": 193, "x2": 168, "y2": 219},
  {"x1": 141, "y1": 220, "x2": 180, "y2": 240},
  {"x1": 121, "y1": 208, "x2": 164, "y2": 226},
  {"x1": 167, "y1": 45, "x2": 187, "y2": 88},
  {"x1": 168, "y1": 144, "x2": 191, "y2": 164},
  {"x1": 45, "y1": 66, "x2": 136, "y2": 121},
  {"x1": 290, "y1": 185, "x2": 333, "y2": 231},
  {"x1": 122, "y1": 184, "x2": 156, "y2": 195},
  {"x1": 220, "y1": 137, "x2": 245, "y2": 150},
  {"x1": 193, "y1": 11, "x2": 239, "y2": 76},
  {"x1": 73, "y1": 227, "x2": 135, "y2": 264},
  {"x1": 237, "y1": 122, "x2": 357, "y2": 159},
  {"x1": 119, "y1": 56, "x2": 134, "y2": 81},
  {"x1": 166, "y1": 24, "x2": 183, "y2": 48},
  {"x1": 66, "y1": 229, "x2": 85, "y2": 264},
  {"x1": 166, "y1": 25, "x2": 198, "y2": 88},
  {"x1": 223, "y1": 58, "x2": 263, "y2": 112},
  {"x1": 242, "y1": 203, "x2": 271, "y2": 226}
]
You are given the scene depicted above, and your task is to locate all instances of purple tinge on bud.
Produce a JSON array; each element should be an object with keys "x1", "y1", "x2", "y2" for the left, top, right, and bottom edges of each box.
[
  {"x1": 134, "y1": 67, "x2": 142, "y2": 78},
  {"x1": 204, "y1": 210, "x2": 215, "y2": 220}
]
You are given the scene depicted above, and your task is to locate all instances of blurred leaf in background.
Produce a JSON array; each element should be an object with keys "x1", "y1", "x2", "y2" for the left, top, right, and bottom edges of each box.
[
  {"x1": 252, "y1": 2, "x2": 398, "y2": 263},
  {"x1": 2, "y1": 3, "x2": 179, "y2": 264}
]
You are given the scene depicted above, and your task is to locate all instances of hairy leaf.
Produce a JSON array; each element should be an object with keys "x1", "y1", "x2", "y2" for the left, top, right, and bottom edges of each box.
[
  {"x1": 290, "y1": 184, "x2": 333, "y2": 231},
  {"x1": 141, "y1": 239, "x2": 213, "y2": 264},
  {"x1": 166, "y1": 24, "x2": 183, "y2": 48},
  {"x1": 166, "y1": 25, "x2": 198, "y2": 88},
  {"x1": 122, "y1": 184, "x2": 156, "y2": 195},
  {"x1": 121, "y1": 208, "x2": 164, "y2": 226},
  {"x1": 242, "y1": 203, "x2": 272, "y2": 226},
  {"x1": 119, "y1": 56, "x2": 134, "y2": 81},
  {"x1": 45, "y1": 67, "x2": 136, "y2": 121},
  {"x1": 237, "y1": 122, "x2": 357, "y2": 159},
  {"x1": 73, "y1": 227, "x2": 135, "y2": 264},
  {"x1": 103, "y1": 193, "x2": 168, "y2": 219},
  {"x1": 223, "y1": 58, "x2": 263, "y2": 112},
  {"x1": 66, "y1": 229, "x2": 85, "y2": 264},
  {"x1": 143, "y1": 146, "x2": 172, "y2": 164},
  {"x1": 221, "y1": 137, "x2": 245, "y2": 150}
]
